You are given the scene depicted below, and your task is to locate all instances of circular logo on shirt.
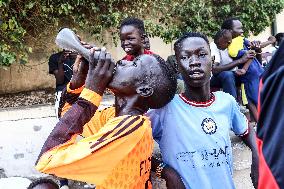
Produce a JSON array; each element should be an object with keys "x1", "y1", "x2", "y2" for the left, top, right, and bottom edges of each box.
[{"x1": 201, "y1": 118, "x2": 217, "y2": 135}]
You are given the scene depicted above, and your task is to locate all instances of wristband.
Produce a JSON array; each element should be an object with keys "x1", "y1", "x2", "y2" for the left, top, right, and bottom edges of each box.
[
  {"x1": 67, "y1": 82, "x2": 84, "y2": 94},
  {"x1": 156, "y1": 162, "x2": 167, "y2": 178}
]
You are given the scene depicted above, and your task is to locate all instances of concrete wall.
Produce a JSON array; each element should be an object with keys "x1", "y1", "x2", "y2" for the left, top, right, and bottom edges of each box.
[
  {"x1": 0, "y1": 10, "x2": 283, "y2": 94},
  {"x1": 276, "y1": 10, "x2": 284, "y2": 33},
  {"x1": 0, "y1": 56, "x2": 54, "y2": 94}
]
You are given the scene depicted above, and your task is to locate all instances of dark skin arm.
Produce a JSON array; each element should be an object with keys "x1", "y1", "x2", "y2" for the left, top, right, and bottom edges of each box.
[
  {"x1": 69, "y1": 54, "x2": 89, "y2": 90},
  {"x1": 235, "y1": 59, "x2": 253, "y2": 76},
  {"x1": 250, "y1": 37, "x2": 276, "y2": 63},
  {"x1": 151, "y1": 157, "x2": 185, "y2": 189},
  {"x1": 250, "y1": 41, "x2": 262, "y2": 63},
  {"x1": 56, "y1": 55, "x2": 89, "y2": 118},
  {"x1": 242, "y1": 58, "x2": 253, "y2": 72},
  {"x1": 57, "y1": 43, "x2": 97, "y2": 118},
  {"x1": 240, "y1": 125, "x2": 259, "y2": 189},
  {"x1": 36, "y1": 49, "x2": 115, "y2": 162},
  {"x1": 212, "y1": 51, "x2": 255, "y2": 75},
  {"x1": 251, "y1": 36, "x2": 276, "y2": 49}
]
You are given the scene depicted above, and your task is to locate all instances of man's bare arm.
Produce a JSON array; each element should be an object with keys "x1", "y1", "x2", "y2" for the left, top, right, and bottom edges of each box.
[{"x1": 212, "y1": 51, "x2": 255, "y2": 75}]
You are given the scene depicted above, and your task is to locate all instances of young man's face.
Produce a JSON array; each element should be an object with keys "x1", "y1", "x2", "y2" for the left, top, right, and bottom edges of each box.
[
  {"x1": 108, "y1": 55, "x2": 159, "y2": 95},
  {"x1": 231, "y1": 20, "x2": 244, "y2": 38},
  {"x1": 175, "y1": 37, "x2": 212, "y2": 88},
  {"x1": 120, "y1": 25, "x2": 144, "y2": 56},
  {"x1": 216, "y1": 32, "x2": 232, "y2": 50}
]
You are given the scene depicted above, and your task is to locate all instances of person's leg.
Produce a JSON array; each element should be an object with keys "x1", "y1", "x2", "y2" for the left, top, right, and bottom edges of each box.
[
  {"x1": 247, "y1": 103, "x2": 258, "y2": 122},
  {"x1": 245, "y1": 77, "x2": 260, "y2": 122},
  {"x1": 217, "y1": 71, "x2": 237, "y2": 99}
]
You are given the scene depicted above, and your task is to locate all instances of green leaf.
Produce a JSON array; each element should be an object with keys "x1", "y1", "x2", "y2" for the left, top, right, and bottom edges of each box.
[
  {"x1": 8, "y1": 19, "x2": 15, "y2": 29},
  {"x1": 27, "y1": 2, "x2": 35, "y2": 9},
  {"x1": 1, "y1": 0, "x2": 284, "y2": 67},
  {"x1": 28, "y1": 47, "x2": 32, "y2": 53},
  {"x1": 2, "y1": 23, "x2": 8, "y2": 30}
]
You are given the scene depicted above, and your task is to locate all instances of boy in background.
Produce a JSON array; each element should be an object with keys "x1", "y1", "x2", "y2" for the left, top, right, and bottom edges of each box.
[
  {"x1": 119, "y1": 18, "x2": 154, "y2": 61},
  {"x1": 48, "y1": 49, "x2": 76, "y2": 118}
]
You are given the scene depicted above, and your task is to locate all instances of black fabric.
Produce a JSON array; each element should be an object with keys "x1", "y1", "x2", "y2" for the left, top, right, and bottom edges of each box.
[
  {"x1": 48, "y1": 52, "x2": 61, "y2": 75},
  {"x1": 257, "y1": 40, "x2": 284, "y2": 187},
  {"x1": 262, "y1": 40, "x2": 284, "y2": 82},
  {"x1": 48, "y1": 52, "x2": 75, "y2": 91}
]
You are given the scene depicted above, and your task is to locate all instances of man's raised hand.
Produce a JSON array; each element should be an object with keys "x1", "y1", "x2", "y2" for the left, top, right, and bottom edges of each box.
[
  {"x1": 69, "y1": 54, "x2": 89, "y2": 90},
  {"x1": 85, "y1": 47, "x2": 116, "y2": 95}
]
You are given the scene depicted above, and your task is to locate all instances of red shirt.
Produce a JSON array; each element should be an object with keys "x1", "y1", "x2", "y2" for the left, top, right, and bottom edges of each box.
[{"x1": 122, "y1": 50, "x2": 154, "y2": 61}]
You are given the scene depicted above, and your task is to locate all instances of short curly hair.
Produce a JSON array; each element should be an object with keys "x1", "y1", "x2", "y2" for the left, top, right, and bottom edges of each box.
[
  {"x1": 174, "y1": 32, "x2": 209, "y2": 52},
  {"x1": 221, "y1": 17, "x2": 240, "y2": 30},
  {"x1": 213, "y1": 29, "x2": 231, "y2": 44},
  {"x1": 133, "y1": 54, "x2": 177, "y2": 109},
  {"x1": 119, "y1": 17, "x2": 146, "y2": 35}
]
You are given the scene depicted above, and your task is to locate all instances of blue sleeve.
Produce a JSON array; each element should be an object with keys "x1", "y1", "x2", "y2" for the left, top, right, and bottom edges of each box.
[
  {"x1": 244, "y1": 38, "x2": 250, "y2": 47},
  {"x1": 235, "y1": 49, "x2": 247, "y2": 59},
  {"x1": 146, "y1": 109, "x2": 164, "y2": 142},
  {"x1": 230, "y1": 97, "x2": 249, "y2": 136}
]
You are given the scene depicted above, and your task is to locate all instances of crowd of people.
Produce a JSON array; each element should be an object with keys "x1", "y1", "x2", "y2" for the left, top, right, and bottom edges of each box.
[{"x1": 41, "y1": 17, "x2": 284, "y2": 189}]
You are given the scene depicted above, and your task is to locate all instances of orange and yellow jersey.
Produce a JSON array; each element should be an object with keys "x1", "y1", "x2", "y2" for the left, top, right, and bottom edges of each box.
[
  {"x1": 36, "y1": 85, "x2": 153, "y2": 189},
  {"x1": 58, "y1": 83, "x2": 116, "y2": 137}
]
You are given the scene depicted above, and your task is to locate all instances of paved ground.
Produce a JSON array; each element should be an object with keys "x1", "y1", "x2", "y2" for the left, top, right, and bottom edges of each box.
[{"x1": 0, "y1": 95, "x2": 253, "y2": 188}]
